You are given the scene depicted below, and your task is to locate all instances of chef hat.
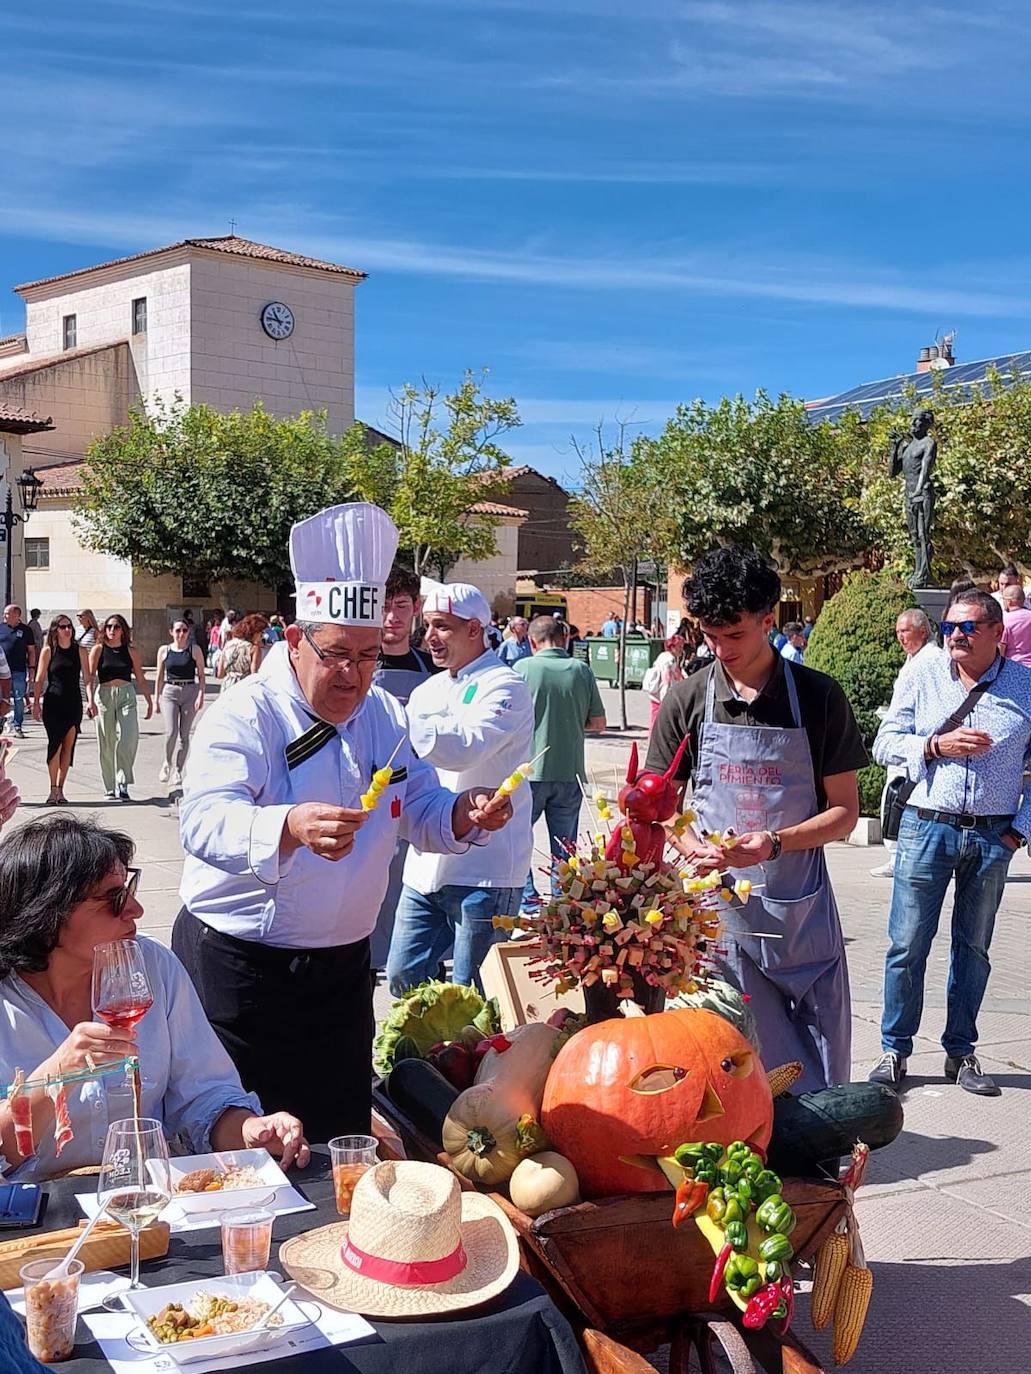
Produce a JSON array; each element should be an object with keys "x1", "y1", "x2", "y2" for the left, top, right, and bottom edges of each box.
[
  {"x1": 420, "y1": 577, "x2": 492, "y2": 627},
  {"x1": 290, "y1": 503, "x2": 399, "y2": 626}
]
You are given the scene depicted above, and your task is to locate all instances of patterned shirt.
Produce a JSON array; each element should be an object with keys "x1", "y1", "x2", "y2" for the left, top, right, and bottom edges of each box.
[{"x1": 873, "y1": 649, "x2": 1031, "y2": 836}]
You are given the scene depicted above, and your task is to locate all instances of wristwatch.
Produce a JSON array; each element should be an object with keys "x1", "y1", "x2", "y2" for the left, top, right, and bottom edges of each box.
[{"x1": 765, "y1": 830, "x2": 783, "y2": 861}]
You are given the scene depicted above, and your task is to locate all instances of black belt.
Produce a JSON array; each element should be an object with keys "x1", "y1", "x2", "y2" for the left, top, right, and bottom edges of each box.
[{"x1": 913, "y1": 808, "x2": 1011, "y2": 830}]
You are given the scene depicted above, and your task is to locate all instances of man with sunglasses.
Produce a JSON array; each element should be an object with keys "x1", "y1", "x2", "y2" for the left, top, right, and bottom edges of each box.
[
  {"x1": 872, "y1": 589, "x2": 1031, "y2": 1095},
  {"x1": 175, "y1": 504, "x2": 516, "y2": 1143}
]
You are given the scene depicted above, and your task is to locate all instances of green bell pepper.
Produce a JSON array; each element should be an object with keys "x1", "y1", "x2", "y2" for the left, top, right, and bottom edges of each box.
[
  {"x1": 723, "y1": 1254, "x2": 759, "y2": 1290},
  {"x1": 706, "y1": 1188, "x2": 727, "y2": 1224},
  {"x1": 756, "y1": 1195, "x2": 796, "y2": 1236},
  {"x1": 763, "y1": 1259, "x2": 787, "y2": 1283},
  {"x1": 735, "y1": 1179, "x2": 754, "y2": 1208},
  {"x1": 721, "y1": 1197, "x2": 745, "y2": 1225},
  {"x1": 752, "y1": 1169, "x2": 782, "y2": 1203},
  {"x1": 724, "y1": 1220, "x2": 749, "y2": 1252},
  {"x1": 758, "y1": 1233, "x2": 794, "y2": 1263},
  {"x1": 674, "y1": 1142, "x2": 708, "y2": 1167}
]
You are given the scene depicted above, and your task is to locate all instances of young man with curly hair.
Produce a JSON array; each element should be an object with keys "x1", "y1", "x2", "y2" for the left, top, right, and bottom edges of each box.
[{"x1": 645, "y1": 546, "x2": 867, "y2": 1092}]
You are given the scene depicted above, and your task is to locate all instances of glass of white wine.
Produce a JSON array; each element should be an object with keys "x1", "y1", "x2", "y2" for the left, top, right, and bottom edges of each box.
[{"x1": 98, "y1": 1118, "x2": 171, "y2": 1308}]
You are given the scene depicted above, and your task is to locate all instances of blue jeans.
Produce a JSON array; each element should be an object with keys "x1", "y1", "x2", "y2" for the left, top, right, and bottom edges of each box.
[
  {"x1": 10, "y1": 671, "x2": 26, "y2": 729},
  {"x1": 881, "y1": 810, "x2": 1014, "y2": 1059},
  {"x1": 522, "y1": 779, "x2": 583, "y2": 910},
  {"x1": 387, "y1": 884, "x2": 522, "y2": 996}
]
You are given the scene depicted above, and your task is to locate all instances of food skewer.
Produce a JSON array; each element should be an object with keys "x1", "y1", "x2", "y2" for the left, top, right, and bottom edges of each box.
[
  {"x1": 359, "y1": 734, "x2": 406, "y2": 812},
  {"x1": 479, "y1": 746, "x2": 550, "y2": 815}
]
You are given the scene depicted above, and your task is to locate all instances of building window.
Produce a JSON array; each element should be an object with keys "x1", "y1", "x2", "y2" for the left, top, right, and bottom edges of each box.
[
  {"x1": 62, "y1": 315, "x2": 77, "y2": 350},
  {"x1": 24, "y1": 538, "x2": 49, "y2": 570},
  {"x1": 132, "y1": 297, "x2": 147, "y2": 334},
  {"x1": 182, "y1": 573, "x2": 210, "y2": 598}
]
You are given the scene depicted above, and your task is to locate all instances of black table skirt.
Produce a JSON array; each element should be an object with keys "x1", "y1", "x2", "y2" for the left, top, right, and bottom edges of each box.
[{"x1": 22, "y1": 1151, "x2": 586, "y2": 1374}]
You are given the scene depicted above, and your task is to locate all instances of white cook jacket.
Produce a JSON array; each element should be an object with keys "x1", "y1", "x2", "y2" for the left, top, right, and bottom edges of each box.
[
  {"x1": 179, "y1": 643, "x2": 471, "y2": 947},
  {"x1": 403, "y1": 649, "x2": 534, "y2": 892}
]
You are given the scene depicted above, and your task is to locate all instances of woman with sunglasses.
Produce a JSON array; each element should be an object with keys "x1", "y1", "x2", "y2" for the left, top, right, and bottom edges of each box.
[
  {"x1": 0, "y1": 815, "x2": 309, "y2": 1182},
  {"x1": 31, "y1": 617, "x2": 91, "y2": 804},
  {"x1": 154, "y1": 620, "x2": 207, "y2": 790},
  {"x1": 85, "y1": 615, "x2": 153, "y2": 801}
]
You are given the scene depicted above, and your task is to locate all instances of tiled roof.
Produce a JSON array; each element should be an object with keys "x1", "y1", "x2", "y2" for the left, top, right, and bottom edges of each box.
[
  {"x1": 0, "y1": 333, "x2": 26, "y2": 348},
  {"x1": 0, "y1": 402, "x2": 54, "y2": 434},
  {"x1": 468, "y1": 499, "x2": 529, "y2": 518},
  {"x1": 0, "y1": 340, "x2": 128, "y2": 383},
  {"x1": 15, "y1": 236, "x2": 366, "y2": 293},
  {"x1": 32, "y1": 457, "x2": 83, "y2": 495}
]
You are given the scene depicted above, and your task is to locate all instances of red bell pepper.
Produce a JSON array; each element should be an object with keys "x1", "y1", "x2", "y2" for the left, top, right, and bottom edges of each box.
[
  {"x1": 742, "y1": 1281, "x2": 785, "y2": 1329},
  {"x1": 771, "y1": 1275, "x2": 794, "y2": 1334},
  {"x1": 671, "y1": 1178, "x2": 709, "y2": 1228},
  {"x1": 708, "y1": 1242, "x2": 733, "y2": 1305}
]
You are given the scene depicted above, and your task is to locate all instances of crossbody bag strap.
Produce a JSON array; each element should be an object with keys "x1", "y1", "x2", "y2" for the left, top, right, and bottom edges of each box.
[{"x1": 935, "y1": 658, "x2": 1003, "y2": 736}]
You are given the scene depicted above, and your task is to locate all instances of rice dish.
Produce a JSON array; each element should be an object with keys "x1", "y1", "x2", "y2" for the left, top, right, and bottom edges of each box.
[
  {"x1": 174, "y1": 1163, "x2": 265, "y2": 1194},
  {"x1": 146, "y1": 1293, "x2": 282, "y2": 1342}
]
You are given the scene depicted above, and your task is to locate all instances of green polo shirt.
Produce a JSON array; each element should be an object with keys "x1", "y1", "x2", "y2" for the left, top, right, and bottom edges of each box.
[{"x1": 515, "y1": 648, "x2": 605, "y2": 782}]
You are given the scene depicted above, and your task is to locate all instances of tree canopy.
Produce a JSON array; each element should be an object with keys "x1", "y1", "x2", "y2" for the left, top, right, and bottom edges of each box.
[
  {"x1": 75, "y1": 400, "x2": 355, "y2": 588},
  {"x1": 342, "y1": 371, "x2": 521, "y2": 576}
]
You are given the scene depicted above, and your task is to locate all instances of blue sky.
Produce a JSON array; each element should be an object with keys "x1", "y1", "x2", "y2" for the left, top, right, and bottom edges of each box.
[{"x1": 3, "y1": 0, "x2": 1031, "y2": 482}]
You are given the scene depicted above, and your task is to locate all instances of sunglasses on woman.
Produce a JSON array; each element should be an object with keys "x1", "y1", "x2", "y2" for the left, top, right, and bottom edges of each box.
[{"x1": 54, "y1": 621, "x2": 73, "y2": 631}]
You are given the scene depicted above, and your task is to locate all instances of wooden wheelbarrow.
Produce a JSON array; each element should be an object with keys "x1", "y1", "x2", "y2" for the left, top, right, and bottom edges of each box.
[{"x1": 371, "y1": 1086, "x2": 847, "y2": 1374}]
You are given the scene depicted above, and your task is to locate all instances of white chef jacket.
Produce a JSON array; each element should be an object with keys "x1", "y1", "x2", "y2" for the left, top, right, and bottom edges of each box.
[
  {"x1": 179, "y1": 643, "x2": 472, "y2": 948},
  {"x1": 403, "y1": 649, "x2": 534, "y2": 892},
  {"x1": 0, "y1": 938, "x2": 260, "y2": 1182}
]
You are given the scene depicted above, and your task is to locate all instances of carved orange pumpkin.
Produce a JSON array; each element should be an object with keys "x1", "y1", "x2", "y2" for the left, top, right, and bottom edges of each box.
[{"x1": 541, "y1": 1008, "x2": 773, "y2": 1198}]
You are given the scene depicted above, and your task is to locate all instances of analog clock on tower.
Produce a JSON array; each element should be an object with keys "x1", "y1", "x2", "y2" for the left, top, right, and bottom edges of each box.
[{"x1": 259, "y1": 301, "x2": 294, "y2": 340}]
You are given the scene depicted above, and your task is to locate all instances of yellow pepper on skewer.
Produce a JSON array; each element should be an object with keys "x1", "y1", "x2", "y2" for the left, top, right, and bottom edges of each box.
[{"x1": 360, "y1": 737, "x2": 405, "y2": 812}]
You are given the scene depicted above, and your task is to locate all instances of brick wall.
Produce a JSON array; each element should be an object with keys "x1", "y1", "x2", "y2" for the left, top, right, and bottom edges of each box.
[{"x1": 564, "y1": 586, "x2": 652, "y2": 636}]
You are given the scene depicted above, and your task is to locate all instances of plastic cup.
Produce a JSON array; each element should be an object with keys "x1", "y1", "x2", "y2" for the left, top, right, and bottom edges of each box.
[
  {"x1": 20, "y1": 1257, "x2": 83, "y2": 1363},
  {"x1": 220, "y1": 1207, "x2": 274, "y2": 1275},
  {"x1": 329, "y1": 1135, "x2": 378, "y2": 1216}
]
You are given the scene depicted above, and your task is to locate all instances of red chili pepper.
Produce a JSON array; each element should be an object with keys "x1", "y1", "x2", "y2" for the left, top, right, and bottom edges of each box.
[
  {"x1": 771, "y1": 1275, "x2": 794, "y2": 1335},
  {"x1": 742, "y1": 1281, "x2": 785, "y2": 1329},
  {"x1": 671, "y1": 1178, "x2": 709, "y2": 1228},
  {"x1": 708, "y1": 1242, "x2": 733, "y2": 1305}
]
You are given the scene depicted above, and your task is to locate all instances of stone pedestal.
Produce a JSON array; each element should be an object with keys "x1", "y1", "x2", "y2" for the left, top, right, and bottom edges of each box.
[{"x1": 914, "y1": 586, "x2": 950, "y2": 631}]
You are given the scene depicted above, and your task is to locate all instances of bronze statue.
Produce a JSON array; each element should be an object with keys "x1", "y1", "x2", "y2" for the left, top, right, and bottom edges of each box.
[{"x1": 889, "y1": 408, "x2": 937, "y2": 588}]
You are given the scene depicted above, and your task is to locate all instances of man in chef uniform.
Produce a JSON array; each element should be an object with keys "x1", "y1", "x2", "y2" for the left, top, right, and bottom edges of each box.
[
  {"x1": 173, "y1": 505, "x2": 514, "y2": 1141},
  {"x1": 646, "y1": 546, "x2": 867, "y2": 1092},
  {"x1": 386, "y1": 579, "x2": 534, "y2": 996}
]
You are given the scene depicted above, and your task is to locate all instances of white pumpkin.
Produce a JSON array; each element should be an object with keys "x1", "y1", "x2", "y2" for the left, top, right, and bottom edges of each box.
[
  {"x1": 474, "y1": 1022, "x2": 559, "y2": 1115},
  {"x1": 508, "y1": 1151, "x2": 581, "y2": 1217}
]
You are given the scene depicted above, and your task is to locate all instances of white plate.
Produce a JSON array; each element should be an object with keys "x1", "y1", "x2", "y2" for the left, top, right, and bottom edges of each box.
[
  {"x1": 154, "y1": 1149, "x2": 289, "y2": 1216},
  {"x1": 120, "y1": 1270, "x2": 312, "y2": 1366}
]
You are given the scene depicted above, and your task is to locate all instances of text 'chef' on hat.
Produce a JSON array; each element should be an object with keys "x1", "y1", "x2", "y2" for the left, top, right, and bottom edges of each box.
[
  {"x1": 420, "y1": 577, "x2": 492, "y2": 627},
  {"x1": 291, "y1": 503, "x2": 399, "y2": 627},
  {"x1": 279, "y1": 1159, "x2": 519, "y2": 1318}
]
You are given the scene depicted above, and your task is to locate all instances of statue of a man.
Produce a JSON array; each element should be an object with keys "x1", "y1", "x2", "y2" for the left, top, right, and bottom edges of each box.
[{"x1": 889, "y1": 408, "x2": 937, "y2": 588}]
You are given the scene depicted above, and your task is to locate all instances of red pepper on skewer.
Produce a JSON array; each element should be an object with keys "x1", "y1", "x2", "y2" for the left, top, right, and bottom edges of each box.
[
  {"x1": 742, "y1": 1281, "x2": 786, "y2": 1329},
  {"x1": 671, "y1": 1177, "x2": 709, "y2": 1228},
  {"x1": 771, "y1": 1275, "x2": 795, "y2": 1335},
  {"x1": 708, "y1": 1242, "x2": 734, "y2": 1305}
]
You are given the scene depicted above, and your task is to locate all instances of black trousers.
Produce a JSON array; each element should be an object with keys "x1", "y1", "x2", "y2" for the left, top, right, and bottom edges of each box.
[{"x1": 172, "y1": 908, "x2": 373, "y2": 1145}]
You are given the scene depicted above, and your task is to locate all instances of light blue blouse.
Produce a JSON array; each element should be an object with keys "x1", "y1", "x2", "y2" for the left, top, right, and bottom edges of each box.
[{"x1": 0, "y1": 936, "x2": 261, "y2": 1181}]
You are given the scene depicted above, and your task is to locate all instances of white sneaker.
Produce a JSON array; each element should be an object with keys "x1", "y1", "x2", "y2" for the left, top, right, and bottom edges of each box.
[
  {"x1": 869, "y1": 862, "x2": 895, "y2": 878},
  {"x1": 169, "y1": 769, "x2": 182, "y2": 789},
  {"x1": 158, "y1": 762, "x2": 169, "y2": 783}
]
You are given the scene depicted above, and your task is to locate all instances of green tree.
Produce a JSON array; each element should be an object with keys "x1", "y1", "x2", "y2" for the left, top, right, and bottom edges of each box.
[
  {"x1": 643, "y1": 391, "x2": 873, "y2": 575},
  {"x1": 343, "y1": 371, "x2": 521, "y2": 577},
  {"x1": 804, "y1": 568, "x2": 913, "y2": 817},
  {"x1": 568, "y1": 425, "x2": 678, "y2": 728},
  {"x1": 855, "y1": 369, "x2": 1031, "y2": 577},
  {"x1": 74, "y1": 399, "x2": 355, "y2": 588}
]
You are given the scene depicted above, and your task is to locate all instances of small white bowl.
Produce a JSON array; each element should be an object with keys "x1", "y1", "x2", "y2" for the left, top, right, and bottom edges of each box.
[
  {"x1": 155, "y1": 1149, "x2": 289, "y2": 1216},
  {"x1": 121, "y1": 1270, "x2": 312, "y2": 1366}
]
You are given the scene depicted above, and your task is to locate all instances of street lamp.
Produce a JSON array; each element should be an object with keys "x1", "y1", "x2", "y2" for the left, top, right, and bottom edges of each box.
[{"x1": 4, "y1": 468, "x2": 42, "y2": 607}]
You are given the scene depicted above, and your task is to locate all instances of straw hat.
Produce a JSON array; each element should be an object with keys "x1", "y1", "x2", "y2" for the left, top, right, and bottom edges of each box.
[{"x1": 279, "y1": 1160, "x2": 519, "y2": 1318}]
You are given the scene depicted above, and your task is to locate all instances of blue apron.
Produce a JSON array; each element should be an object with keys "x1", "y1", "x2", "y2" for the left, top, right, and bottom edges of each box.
[
  {"x1": 370, "y1": 652, "x2": 435, "y2": 968},
  {"x1": 692, "y1": 665, "x2": 852, "y2": 1091}
]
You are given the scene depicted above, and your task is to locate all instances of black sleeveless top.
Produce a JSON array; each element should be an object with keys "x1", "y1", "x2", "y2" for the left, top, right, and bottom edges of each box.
[
  {"x1": 97, "y1": 643, "x2": 133, "y2": 683},
  {"x1": 46, "y1": 643, "x2": 81, "y2": 698},
  {"x1": 164, "y1": 647, "x2": 196, "y2": 683}
]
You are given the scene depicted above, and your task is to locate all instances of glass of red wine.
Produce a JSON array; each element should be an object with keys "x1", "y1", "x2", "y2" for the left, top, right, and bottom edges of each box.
[{"x1": 92, "y1": 938, "x2": 154, "y2": 1032}]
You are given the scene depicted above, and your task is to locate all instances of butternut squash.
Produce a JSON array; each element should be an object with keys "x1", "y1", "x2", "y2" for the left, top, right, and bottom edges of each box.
[
  {"x1": 474, "y1": 1022, "x2": 558, "y2": 1114},
  {"x1": 443, "y1": 1082, "x2": 528, "y2": 1186}
]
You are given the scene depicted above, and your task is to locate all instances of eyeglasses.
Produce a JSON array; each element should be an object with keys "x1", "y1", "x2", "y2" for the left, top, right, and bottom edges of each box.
[
  {"x1": 54, "y1": 621, "x2": 73, "y2": 631},
  {"x1": 302, "y1": 625, "x2": 378, "y2": 670},
  {"x1": 104, "y1": 621, "x2": 122, "y2": 631},
  {"x1": 941, "y1": 619, "x2": 993, "y2": 637},
  {"x1": 106, "y1": 868, "x2": 141, "y2": 917}
]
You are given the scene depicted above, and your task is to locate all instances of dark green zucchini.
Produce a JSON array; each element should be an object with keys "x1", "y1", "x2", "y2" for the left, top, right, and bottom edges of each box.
[
  {"x1": 767, "y1": 1082, "x2": 903, "y2": 1177},
  {"x1": 384, "y1": 1057, "x2": 460, "y2": 1144}
]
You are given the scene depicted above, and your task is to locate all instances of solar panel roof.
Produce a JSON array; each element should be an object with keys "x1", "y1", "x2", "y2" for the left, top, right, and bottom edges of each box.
[{"x1": 805, "y1": 350, "x2": 1031, "y2": 424}]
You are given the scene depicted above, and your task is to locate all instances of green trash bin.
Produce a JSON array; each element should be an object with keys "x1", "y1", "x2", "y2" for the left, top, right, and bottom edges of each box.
[
  {"x1": 624, "y1": 637, "x2": 665, "y2": 688},
  {"x1": 587, "y1": 637, "x2": 618, "y2": 685}
]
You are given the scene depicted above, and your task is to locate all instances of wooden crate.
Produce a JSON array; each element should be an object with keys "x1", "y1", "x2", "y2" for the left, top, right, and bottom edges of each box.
[{"x1": 0, "y1": 1221, "x2": 170, "y2": 1291}]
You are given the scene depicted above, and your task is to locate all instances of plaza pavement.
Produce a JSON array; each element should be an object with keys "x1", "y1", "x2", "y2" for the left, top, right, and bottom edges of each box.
[{"x1": 4, "y1": 680, "x2": 1028, "y2": 1372}]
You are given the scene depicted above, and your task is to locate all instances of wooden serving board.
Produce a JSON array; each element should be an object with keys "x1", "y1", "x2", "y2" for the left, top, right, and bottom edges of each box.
[{"x1": 0, "y1": 1221, "x2": 170, "y2": 1290}]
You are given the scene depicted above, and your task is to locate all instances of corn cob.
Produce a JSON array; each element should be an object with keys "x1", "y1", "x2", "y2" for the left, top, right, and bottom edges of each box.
[
  {"x1": 765, "y1": 1060, "x2": 803, "y2": 1098},
  {"x1": 810, "y1": 1230, "x2": 849, "y2": 1330},
  {"x1": 832, "y1": 1263, "x2": 873, "y2": 1365}
]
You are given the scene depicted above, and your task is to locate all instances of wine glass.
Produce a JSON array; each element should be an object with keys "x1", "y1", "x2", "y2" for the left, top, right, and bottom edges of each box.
[
  {"x1": 98, "y1": 1119, "x2": 171, "y2": 1308},
  {"x1": 92, "y1": 937, "x2": 154, "y2": 1031}
]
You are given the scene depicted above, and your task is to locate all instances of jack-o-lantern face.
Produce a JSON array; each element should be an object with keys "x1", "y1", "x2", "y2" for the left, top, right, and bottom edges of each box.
[{"x1": 541, "y1": 1008, "x2": 773, "y2": 1198}]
